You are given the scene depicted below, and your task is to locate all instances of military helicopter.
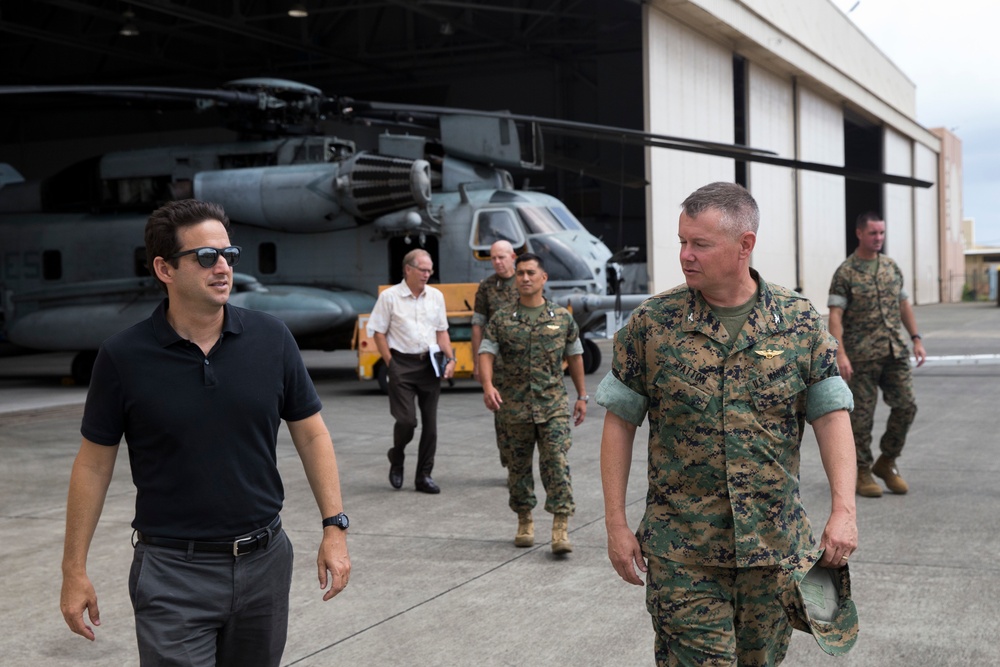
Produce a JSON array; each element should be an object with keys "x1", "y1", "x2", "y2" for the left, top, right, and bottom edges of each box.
[{"x1": 0, "y1": 78, "x2": 932, "y2": 384}]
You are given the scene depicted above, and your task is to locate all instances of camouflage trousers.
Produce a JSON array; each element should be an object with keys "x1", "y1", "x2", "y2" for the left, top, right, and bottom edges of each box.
[
  {"x1": 500, "y1": 417, "x2": 574, "y2": 516},
  {"x1": 848, "y1": 355, "x2": 917, "y2": 468},
  {"x1": 645, "y1": 554, "x2": 791, "y2": 667}
]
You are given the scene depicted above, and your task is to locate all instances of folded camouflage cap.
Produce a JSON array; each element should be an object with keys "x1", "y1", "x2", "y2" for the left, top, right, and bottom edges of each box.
[{"x1": 778, "y1": 549, "x2": 859, "y2": 656}]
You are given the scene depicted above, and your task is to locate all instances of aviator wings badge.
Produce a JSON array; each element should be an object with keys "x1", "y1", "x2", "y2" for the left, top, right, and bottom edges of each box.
[{"x1": 755, "y1": 349, "x2": 784, "y2": 359}]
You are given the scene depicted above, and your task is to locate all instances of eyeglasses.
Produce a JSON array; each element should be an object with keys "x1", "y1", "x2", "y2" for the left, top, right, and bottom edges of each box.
[
  {"x1": 170, "y1": 246, "x2": 242, "y2": 268},
  {"x1": 407, "y1": 264, "x2": 434, "y2": 275}
]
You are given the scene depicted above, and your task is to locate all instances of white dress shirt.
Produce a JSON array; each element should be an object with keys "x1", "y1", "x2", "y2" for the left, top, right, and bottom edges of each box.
[{"x1": 366, "y1": 281, "x2": 449, "y2": 354}]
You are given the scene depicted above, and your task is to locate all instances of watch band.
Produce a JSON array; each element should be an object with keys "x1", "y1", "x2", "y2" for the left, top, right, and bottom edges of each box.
[
  {"x1": 910, "y1": 334, "x2": 921, "y2": 341},
  {"x1": 577, "y1": 394, "x2": 590, "y2": 403},
  {"x1": 322, "y1": 512, "x2": 349, "y2": 530}
]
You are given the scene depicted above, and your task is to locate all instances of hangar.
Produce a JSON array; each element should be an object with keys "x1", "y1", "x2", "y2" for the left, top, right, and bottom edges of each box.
[{"x1": 0, "y1": 0, "x2": 962, "y2": 307}]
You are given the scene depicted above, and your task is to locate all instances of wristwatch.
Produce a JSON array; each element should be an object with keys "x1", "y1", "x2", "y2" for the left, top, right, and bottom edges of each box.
[
  {"x1": 322, "y1": 512, "x2": 350, "y2": 530},
  {"x1": 577, "y1": 394, "x2": 590, "y2": 403},
  {"x1": 911, "y1": 334, "x2": 922, "y2": 341}
]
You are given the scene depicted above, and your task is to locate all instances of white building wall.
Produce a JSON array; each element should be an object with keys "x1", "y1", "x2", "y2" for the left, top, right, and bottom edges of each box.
[
  {"x1": 795, "y1": 86, "x2": 845, "y2": 309},
  {"x1": 746, "y1": 63, "x2": 797, "y2": 289},
  {"x1": 884, "y1": 127, "x2": 915, "y2": 301},
  {"x1": 914, "y1": 143, "x2": 941, "y2": 304},
  {"x1": 644, "y1": 6, "x2": 735, "y2": 292}
]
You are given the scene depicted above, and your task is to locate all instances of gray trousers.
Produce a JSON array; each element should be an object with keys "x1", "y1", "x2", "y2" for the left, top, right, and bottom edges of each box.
[
  {"x1": 387, "y1": 350, "x2": 441, "y2": 478},
  {"x1": 128, "y1": 529, "x2": 293, "y2": 667}
]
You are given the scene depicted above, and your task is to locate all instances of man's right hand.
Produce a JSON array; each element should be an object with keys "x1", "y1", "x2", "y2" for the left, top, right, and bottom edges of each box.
[{"x1": 61, "y1": 571, "x2": 101, "y2": 641}]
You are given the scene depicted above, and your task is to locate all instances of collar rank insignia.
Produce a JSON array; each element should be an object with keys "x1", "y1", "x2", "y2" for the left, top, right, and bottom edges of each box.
[
  {"x1": 755, "y1": 349, "x2": 783, "y2": 359},
  {"x1": 688, "y1": 312, "x2": 694, "y2": 323},
  {"x1": 773, "y1": 312, "x2": 781, "y2": 324}
]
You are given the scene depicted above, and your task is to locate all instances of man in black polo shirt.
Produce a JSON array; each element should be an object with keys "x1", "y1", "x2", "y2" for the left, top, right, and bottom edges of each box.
[{"x1": 60, "y1": 199, "x2": 351, "y2": 666}]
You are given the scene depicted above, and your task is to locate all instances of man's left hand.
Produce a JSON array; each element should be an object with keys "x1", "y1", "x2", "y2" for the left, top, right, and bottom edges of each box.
[
  {"x1": 913, "y1": 339, "x2": 927, "y2": 367},
  {"x1": 818, "y1": 509, "x2": 858, "y2": 569},
  {"x1": 444, "y1": 359, "x2": 456, "y2": 380},
  {"x1": 317, "y1": 532, "x2": 351, "y2": 601},
  {"x1": 573, "y1": 400, "x2": 587, "y2": 426}
]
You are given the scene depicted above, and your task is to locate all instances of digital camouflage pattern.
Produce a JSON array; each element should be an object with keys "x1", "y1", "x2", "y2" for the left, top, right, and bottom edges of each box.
[
  {"x1": 504, "y1": 419, "x2": 574, "y2": 515},
  {"x1": 472, "y1": 273, "x2": 519, "y2": 329},
  {"x1": 828, "y1": 253, "x2": 910, "y2": 362},
  {"x1": 481, "y1": 299, "x2": 581, "y2": 424},
  {"x1": 600, "y1": 271, "x2": 851, "y2": 568},
  {"x1": 828, "y1": 253, "x2": 917, "y2": 467},
  {"x1": 844, "y1": 356, "x2": 916, "y2": 467},
  {"x1": 481, "y1": 298, "x2": 582, "y2": 516},
  {"x1": 645, "y1": 554, "x2": 793, "y2": 666},
  {"x1": 778, "y1": 550, "x2": 859, "y2": 657},
  {"x1": 473, "y1": 273, "x2": 519, "y2": 388},
  {"x1": 475, "y1": 272, "x2": 519, "y2": 466}
]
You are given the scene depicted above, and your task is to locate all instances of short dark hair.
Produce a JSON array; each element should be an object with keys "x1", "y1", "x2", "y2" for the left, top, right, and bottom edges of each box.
[
  {"x1": 856, "y1": 211, "x2": 883, "y2": 230},
  {"x1": 515, "y1": 252, "x2": 545, "y2": 272},
  {"x1": 681, "y1": 182, "x2": 759, "y2": 237},
  {"x1": 146, "y1": 199, "x2": 230, "y2": 293}
]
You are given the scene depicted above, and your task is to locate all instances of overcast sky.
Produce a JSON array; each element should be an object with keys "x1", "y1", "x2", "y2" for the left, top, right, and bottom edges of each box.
[{"x1": 829, "y1": 0, "x2": 1000, "y2": 245}]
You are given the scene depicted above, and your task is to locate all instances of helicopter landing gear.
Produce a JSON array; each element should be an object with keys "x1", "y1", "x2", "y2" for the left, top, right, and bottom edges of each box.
[
  {"x1": 71, "y1": 350, "x2": 98, "y2": 386},
  {"x1": 581, "y1": 338, "x2": 602, "y2": 375},
  {"x1": 374, "y1": 360, "x2": 390, "y2": 394}
]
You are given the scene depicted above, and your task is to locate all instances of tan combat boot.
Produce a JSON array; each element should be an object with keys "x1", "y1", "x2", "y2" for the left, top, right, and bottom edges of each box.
[
  {"x1": 872, "y1": 455, "x2": 909, "y2": 494},
  {"x1": 856, "y1": 467, "x2": 883, "y2": 498},
  {"x1": 551, "y1": 514, "x2": 573, "y2": 554},
  {"x1": 515, "y1": 511, "x2": 534, "y2": 547}
]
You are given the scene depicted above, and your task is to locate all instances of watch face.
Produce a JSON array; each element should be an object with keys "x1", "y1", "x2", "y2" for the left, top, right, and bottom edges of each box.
[{"x1": 325, "y1": 513, "x2": 349, "y2": 529}]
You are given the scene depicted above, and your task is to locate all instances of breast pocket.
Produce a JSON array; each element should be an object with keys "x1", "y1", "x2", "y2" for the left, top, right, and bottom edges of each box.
[
  {"x1": 652, "y1": 363, "x2": 713, "y2": 416},
  {"x1": 748, "y1": 365, "x2": 806, "y2": 414}
]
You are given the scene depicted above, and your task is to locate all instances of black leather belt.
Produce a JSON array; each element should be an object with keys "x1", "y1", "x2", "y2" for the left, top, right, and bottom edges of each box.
[
  {"x1": 137, "y1": 516, "x2": 281, "y2": 557},
  {"x1": 391, "y1": 349, "x2": 428, "y2": 360}
]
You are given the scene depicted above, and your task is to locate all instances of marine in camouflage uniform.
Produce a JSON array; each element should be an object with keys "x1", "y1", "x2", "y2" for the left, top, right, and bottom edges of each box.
[
  {"x1": 481, "y1": 298, "x2": 583, "y2": 515},
  {"x1": 828, "y1": 213, "x2": 926, "y2": 497},
  {"x1": 599, "y1": 182, "x2": 858, "y2": 666},
  {"x1": 480, "y1": 253, "x2": 588, "y2": 553},
  {"x1": 471, "y1": 241, "x2": 520, "y2": 467}
]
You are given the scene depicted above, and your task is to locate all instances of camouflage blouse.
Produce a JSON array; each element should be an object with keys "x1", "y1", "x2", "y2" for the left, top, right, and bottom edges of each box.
[
  {"x1": 480, "y1": 299, "x2": 583, "y2": 424},
  {"x1": 597, "y1": 271, "x2": 853, "y2": 568},
  {"x1": 828, "y1": 253, "x2": 910, "y2": 362}
]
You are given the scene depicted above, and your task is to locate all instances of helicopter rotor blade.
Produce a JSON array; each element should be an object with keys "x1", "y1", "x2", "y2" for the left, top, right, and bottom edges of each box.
[
  {"x1": 0, "y1": 82, "x2": 933, "y2": 189},
  {"x1": 344, "y1": 99, "x2": 933, "y2": 188}
]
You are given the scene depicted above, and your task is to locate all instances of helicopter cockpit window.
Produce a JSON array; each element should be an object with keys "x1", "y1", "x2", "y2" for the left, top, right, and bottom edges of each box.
[
  {"x1": 529, "y1": 236, "x2": 593, "y2": 282},
  {"x1": 517, "y1": 206, "x2": 585, "y2": 234},
  {"x1": 548, "y1": 206, "x2": 585, "y2": 231},
  {"x1": 469, "y1": 209, "x2": 525, "y2": 260}
]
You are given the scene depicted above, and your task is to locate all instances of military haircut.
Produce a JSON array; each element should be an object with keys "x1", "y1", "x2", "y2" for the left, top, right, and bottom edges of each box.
[
  {"x1": 855, "y1": 211, "x2": 883, "y2": 230},
  {"x1": 146, "y1": 199, "x2": 230, "y2": 293},
  {"x1": 681, "y1": 181, "x2": 759, "y2": 237},
  {"x1": 515, "y1": 252, "x2": 545, "y2": 272}
]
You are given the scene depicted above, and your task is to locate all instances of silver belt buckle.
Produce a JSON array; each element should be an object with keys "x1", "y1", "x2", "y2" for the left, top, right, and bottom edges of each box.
[{"x1": 233, "y1": 535, "x2": 255, "y2": 557}]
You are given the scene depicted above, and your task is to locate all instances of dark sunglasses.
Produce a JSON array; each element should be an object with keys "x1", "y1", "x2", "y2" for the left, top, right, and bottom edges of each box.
[{"x1": 169, "y1": 246, "x2": 242, "y2": 268}]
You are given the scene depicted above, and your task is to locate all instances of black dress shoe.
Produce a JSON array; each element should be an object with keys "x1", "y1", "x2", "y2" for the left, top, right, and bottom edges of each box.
[
  {"x1": 387, "y1": 449, "x2": 403, "y2": 490},
  {"x1": 415, "y1": 476, "x2": 440, "y2": 494}
]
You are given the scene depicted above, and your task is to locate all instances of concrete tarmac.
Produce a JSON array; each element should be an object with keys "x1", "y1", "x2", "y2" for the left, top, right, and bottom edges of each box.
[{"x1": 1, "y1": 301, "x2": 999, "y2": 666}]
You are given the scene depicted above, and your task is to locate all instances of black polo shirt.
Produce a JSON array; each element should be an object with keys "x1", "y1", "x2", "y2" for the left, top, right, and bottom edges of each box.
[{"x1": 82, "y1": 299, "x2": 322, "y2": 539}]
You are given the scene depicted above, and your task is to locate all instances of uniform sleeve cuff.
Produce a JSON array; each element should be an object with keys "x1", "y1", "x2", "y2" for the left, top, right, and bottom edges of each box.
[
  {"x1": 566, "y1": 338, "x2": 584, "y2": 356},
  {"x1": 827, "y1": 294, "x2": 848, "y2": 310},
  {"x1": 595, "y1": 372, "x2": 648, "y2": 426},
  {"x1": 471, "y1": 313, "x2": 488, "y2": 327},
  {"x1": 806, "y1": 376, "x2": 854, "y2": 423},
  {"x1": 478, "y1": 339, "x2": 499, "y2": 356}
]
